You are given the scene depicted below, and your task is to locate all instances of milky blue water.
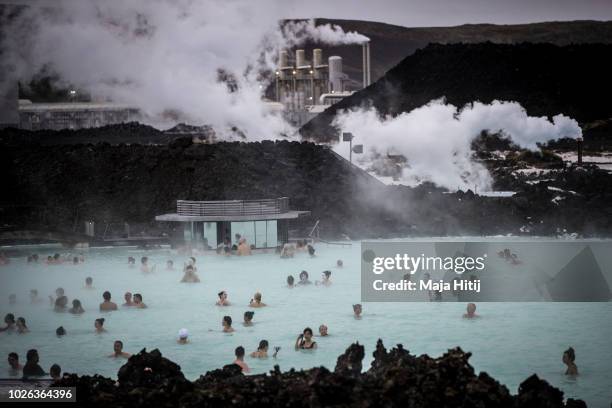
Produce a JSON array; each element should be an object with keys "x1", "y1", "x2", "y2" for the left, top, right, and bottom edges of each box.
[{"x1": 0, "y1": 242, "x2": 611, "y2": 407}]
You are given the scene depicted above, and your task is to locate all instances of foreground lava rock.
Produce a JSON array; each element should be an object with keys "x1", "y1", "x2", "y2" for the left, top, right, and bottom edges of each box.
[{"x1": 53, "y1": 340, "x2": 586, "y2": 407}]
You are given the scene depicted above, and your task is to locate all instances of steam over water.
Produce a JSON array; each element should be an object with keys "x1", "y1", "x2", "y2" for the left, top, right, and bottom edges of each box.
[{"x1": 1, "y1": 240, "x2": 611, "y2": 407}]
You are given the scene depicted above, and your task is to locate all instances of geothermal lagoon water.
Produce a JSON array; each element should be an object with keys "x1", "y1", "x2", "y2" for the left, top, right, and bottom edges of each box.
[{"x1": 1, "y1": 241, "x2": 611, "y2": 406}]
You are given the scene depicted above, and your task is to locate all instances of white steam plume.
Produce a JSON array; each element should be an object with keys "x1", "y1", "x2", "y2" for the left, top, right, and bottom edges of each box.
[
  {"x1": 333, "y1": 100, "x2": 582, "y2": 191},
  {"x1": 1, "y1": 2, "x2": 367, "y2": 138},
  {"x1": 281, "y1": 19, "x2": 369, "y2": 46}
]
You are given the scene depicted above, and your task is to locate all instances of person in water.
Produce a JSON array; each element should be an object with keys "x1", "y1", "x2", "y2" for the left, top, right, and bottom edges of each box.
[
  {"x1": 100, "y1": 291, "x2": 118, "y2": 311},
  {"x1": 177, "y1": 328, "x2": 189, "y2": 344},
  {"x1": 233, "y1": 346, "x2": 250, "y2": 373},
  {"x1": 22, "y1": 349, "x2": 46, "y2": 378},
  {"x1": 140, "y1": 256, "x2": 155, "y2": 273},
  {"x1": 295, "y1": 327, "x2": 317, "y2": 350},
  {"x1": 353, "y1": 304, "x2": 362, "y2": 319},
  {"x1": 166, "y1": 260, "x2": 174, "y2": 270},
  {"x1": 109, "y1": 340, "x2": 131, "y2": 358},
  {"x1": 307, "y1": 244, "x2": 316, "y2": 257},
  {"x1": 16, "y1": 317, "x2": 28, "y2": 333},
  {"x1": 128, "y1": 256, "x2": 136, "y2": 267},
  {"x1": 222, "y1": 316, "x2": 234, "y2": 333},
  {"x1": 318, "y1": 324, "x2": 328, "y2": 337},
  {"x1": 56, "y1": 326, "x2": 66, "y2": 336},
  {"x1": 0, "y1": 313, "x2": 15, "y2": 332},
  {"x1": 69, "y1": 299, "x2": 85, "y2": 314},
  {"x1": 29, "y1": 289, "x2": 41, "y2": 304},
  {"x1": 49, "y1": 287, "x2": 65, "y2": 306},
  {"x1": 123, "y1": 292, "x2": 134, "y2": 307},
  {"x1": 216, "y1": 291, "x2": 231, "y2": 306},
  {"x1": 336, "y1": 259, "x2": 343, "y2": 268},
  {"x1": 85, "y1": 277, "x2": 93, "y2": 289},
  {"x1": 280, "y1": 243, "x2": 295, "y2": 258},
  {"x1": 181, "y1": 264, "x2": 200, "y2": 283},
  {"x1": 298, "y1": 271, "x2": 312, "y2": 285},
  {"x1": 95, "y1": 318, "x2": 106, "y2": 333},
  {"x1": 8, "y1": 352, "x2": 22, "y2": 375},
  {"x1": 249, "y1": 292, "x2": 266, "y2": 308},
  {"x1": 50, "y1": 364, "x2": 61, "y2": 380},
  {"x1": 133, "y1": 293, "x2": 147, "y2": 308},
  {"x1": 54, "y1": 296, "x2": 68, "y2": 312},
  {"x1": 243, "y1": 311, "x2": 255, "y2": 326},
  {"x1": 563, "y1": 347, "x2": 578, "y2": 375},
  {"x1": 463, "y1": 303, "x2": 478, "y2": 318},
  {"x1": 316, "y1": 270, "x2": 332, "y2": 286},
  {"x1": 250, "y1": 340, "x2": 269, "y2": 358},
  {"x1": 237, "y1": 238, "x2": 252, "y2": 256}
]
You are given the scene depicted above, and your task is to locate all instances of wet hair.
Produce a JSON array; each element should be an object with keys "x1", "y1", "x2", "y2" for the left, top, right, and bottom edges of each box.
[
  {"x1": 141, "y1": 257, "x2": 148, "y2": 264},
  {"x1": 258, "y1": 340, "x2": 269, "y2": 350},
  {"x1": 56, "y1": 288, "x2": 65, "y2": 296},
  {"x1": 299, "y1": 270, "x2": 309, "y2": 279},
  {"x1": 53, "y1": 253, "x2": 60, "y2": 260},
  {"x1": 55, "y1": 296, "x2": 68, "y2": 308},
  {"x1": 223, "y1": 316, "x2": 232, "y2": 326},
  {"x1": 8, "y1": 352, "x2": 18, "y2": 360},
  {"x1": 95, "y1": 318, "x2": 105, "y2": 327},
  {"x1": 85, "y1": 277, "x2": 93, "y2": 284},
  {"x1": 323, "y1": 270, "x2": 331, "y2": 277},
  {"x1": 564, "y1": 347, "x2": 576, "y2": 362},
  {"x1": 337, "y1": 259, "x2": 343, "y2": 267},
  {"x1": 303, "y1": 327, "x2": 313, "y2": 336},
  {"x1": 128, "y1": 256, "x2": 135, "y2": 264},
  {"x1": 4, "y1": 313, "x2": 15, "y2": 324},
  {"x1": 353, "y1": 304, "x2": 362, "y2": 311},
  {"x1": 133, "y1": 293, "x2": 143, "y2": 302},
  {"x1": 56, "y1": 326, "x2": 66, "y2": 336},
  {"x1": 244, "y1": 311, "x2": 254, "y2": 320},
  {"x1": 26, "y1": 349, "x2": 38, "y2": 362},
  {"x1": 287, "y1": 275, "x2": 294, "y2": 285},
  {"x1": 235, "y1": 346, "x2": 245, "y2": 358},
  {"x1": 254, "y1": 292, "x2": 262, "y2": 301},
  {"x1": 50, "y1": 364, "x2": 61, "y2": 377},
  {"x1": 185, "y1": 264, "x2": 194, "y2": 271},
  {"x1": 17, "y1": 317, "x2": 27, "y2": 328},
  {"x1": 72, "y1": 299, "x2": 82, "y2": 308},
  {"x1": 114, "y1": 340, "x2": 123, "y2": 347},
  {"x1": 231, "y1": 244, "x2": 238, "y2": 251},
  {"x1": 218, "y1": 291, "x2": 226, "y2": 298},
  {"x1": 103, "y1": 291, "x2": 111, "y2": 301},
  {"x1": 307, "y1": 245, "x2": 315, "y2": 255}
]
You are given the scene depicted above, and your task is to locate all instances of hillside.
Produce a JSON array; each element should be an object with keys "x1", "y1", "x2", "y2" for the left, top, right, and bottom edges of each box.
[{"x1": 299, "y1": 42, "x2": 612, "y2": 142}]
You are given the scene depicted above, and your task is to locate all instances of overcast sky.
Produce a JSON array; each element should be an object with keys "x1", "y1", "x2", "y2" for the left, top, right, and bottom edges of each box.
[{"x1": 283, "y1": 0, "x2": 612, "y2": 27}]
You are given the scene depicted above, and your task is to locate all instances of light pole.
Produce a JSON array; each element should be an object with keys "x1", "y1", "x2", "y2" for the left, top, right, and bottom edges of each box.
[{"x1": 342, "y1": 132, "x2": 363, "y2": 165}]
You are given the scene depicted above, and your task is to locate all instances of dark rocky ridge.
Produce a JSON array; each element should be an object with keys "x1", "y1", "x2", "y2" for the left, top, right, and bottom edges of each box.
[
  {"x1": 52, "y1": 341, "x2": 588, "y2": 407},
  {"x1": 299, "y1": 42, "x2": 612, "y2": 143},
  {"x1": 1, "y1": 130, "x2": 612, "y2": 240}
]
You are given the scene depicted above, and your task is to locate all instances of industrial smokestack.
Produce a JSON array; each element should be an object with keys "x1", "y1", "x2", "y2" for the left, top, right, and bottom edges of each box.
[
  {"x1": 313, "y1": 49, "x2": 323, "y2": 67},
  {"x1": 296, "y1": 49, "x2": 306, "y2": 67},
  {"x1": 329, "y1": 56, "x2": 343, "y2": 93},
  {"x1": 279, "y1": 50, "x2": 288, "y2": 68},
  {"x1": 362, "y1": 41, "x2": 371, "y2": 88}
]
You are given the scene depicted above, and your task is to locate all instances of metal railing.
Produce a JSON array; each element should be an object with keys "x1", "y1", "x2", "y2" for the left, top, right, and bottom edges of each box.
[{"x1": 177, "y1": 198, "x2": 289, "y2": 217}]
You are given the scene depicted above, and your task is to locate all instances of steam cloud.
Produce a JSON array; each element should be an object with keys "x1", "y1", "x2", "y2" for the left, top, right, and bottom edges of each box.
[
  {"x1": 333, "y1": 100, "x2": 582, "y2": 191},
  {"x1": 1, "y1": 1, "x2": 366, "y2": 138}
]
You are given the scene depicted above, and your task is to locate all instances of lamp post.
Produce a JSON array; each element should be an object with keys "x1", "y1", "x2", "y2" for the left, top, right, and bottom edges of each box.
[{"x1": 342, "y1": 132, "x2": 363, "y2": 164}]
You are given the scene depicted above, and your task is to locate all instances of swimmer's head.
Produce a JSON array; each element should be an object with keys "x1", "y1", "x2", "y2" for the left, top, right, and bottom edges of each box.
[
  {"x1": 16, "y1": 317, "x2": 27, "y2": 329},
  {"x1": 323, "y1": 270, "x2": 331, "y2": 278},
  {"x1": 253, "y1": 292, "x2": 262, "y2": 302},
  {"x1": 353, "y1": 304, "x2": 362, "y2": 315},
  {"x1": 26, "y1": 349, "x2": 39, "y2": 363},
  {"x1": 85, "y1": 277, "x2": 93, "y2": 286},
  {"x1": 303, "y1": 327, "x2": 313, "y2": 339},
  {"x1": 563, "y1": 347, "x2": 576, "y2": 364},
  {"x1": 307, "y1": 245, "x2": 315, "y2": 255},
  {"x1": 466, "y1": 303, "x2": 476, "y2": 315},
  {"x1": 299, "y1": 271, "x2": 309, "y2": 280},
  {"x1": 178, "y1": 328, "x2": 189, "y2": 339},
  {"x1": 95, "y1": 318, "x2": 105, "y2": 329},
  {"x1": 103, "y1": 291, "x2": 111, "y2": 301},
  {"x1": 56, "y1": 287, "x2": 64, "y2": 297},
  {"x1": 8, "y1": 352, "x2": 19, "y2": 367},
  {"x1": 222, "y1": 316, "x2": 232, "y2": 327},
  {"x1": 72, "y1": 299, "x2": 81, "y2": 309},
  {"x1": 235, "y1": 346, "x2": 245, "y2": 358},
  {"x1": 50, "y1": 364, "x2": 61, "y2": 378},
  {"x1": 133, "y1": 293, "x2": 143, "y2": 303},
  {"x1": 244, "y1": 311, "x2": 254, "y2": 322},
  {"x1": 128, "y1": 257, "x2": 135, "y2": 264},
  {"x1": 218, "y1": 291, "x2": 227, "y2": 299},
  {"x1": 319, "y1": 324, "x2": 328, "y2": 336},
  {"x1": 124, "y1": 292, "x2": 132, "y2": 302},
  {"x1": 141, "y1": 257, "x2": 148, "y2": 264},
  {"x1": 287, "y1": 275, "x2": 294, "y2": 285},
  {"x1": 73, "y1": 257, "x2": 79, "y2": 264},
  {"x1": 258, "y1": 340, "x2": 269, "y2": 351},
  {"x1": 114, "y1": 340, "x2": 124, "y2": 352},
  {"x1": 56, "y1": 326, "x2": 66, "y2": 336},
  {"x1": 337, "y1": 259, "x2": 343, "y2": 267},
  {"x1": 4, "y1": 313, "x2": 15, "y2": 324}
]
